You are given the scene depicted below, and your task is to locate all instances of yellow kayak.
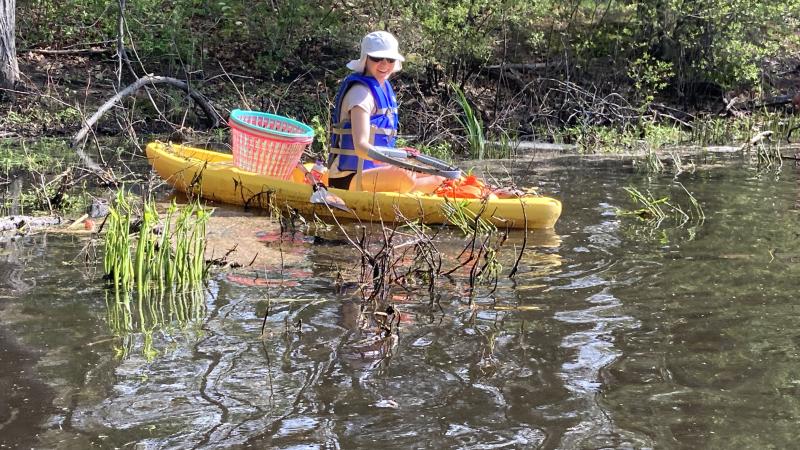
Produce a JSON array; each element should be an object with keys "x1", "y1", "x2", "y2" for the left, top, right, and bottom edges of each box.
[{"x1": 145, "y1": 142, "x2": 562, "y2": 229}]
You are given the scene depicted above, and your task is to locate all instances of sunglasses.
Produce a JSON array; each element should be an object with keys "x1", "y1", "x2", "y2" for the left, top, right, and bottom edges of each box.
[{"x1": 368, "y1": 55, "x2": 396, "y2": 64}]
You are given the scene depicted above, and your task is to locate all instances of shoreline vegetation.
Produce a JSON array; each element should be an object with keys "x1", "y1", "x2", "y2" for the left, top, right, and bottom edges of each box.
[{"x1": 1, "y1": 0, "x2": 799, "y2": 219}]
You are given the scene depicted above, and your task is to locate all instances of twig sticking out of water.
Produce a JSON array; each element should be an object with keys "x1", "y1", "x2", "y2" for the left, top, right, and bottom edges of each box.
[{"x1": 508, "y1": 198, "x2": 528, "y2": 279}]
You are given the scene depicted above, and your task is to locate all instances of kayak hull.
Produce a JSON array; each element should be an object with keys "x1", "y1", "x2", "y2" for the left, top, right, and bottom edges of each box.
[{"x1": 145, "y1": 142, "x2": 562, "y2": 229}]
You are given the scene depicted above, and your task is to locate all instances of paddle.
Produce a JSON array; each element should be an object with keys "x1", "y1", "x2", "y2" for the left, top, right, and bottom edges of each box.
[
  {"x1": 295, "y1": 163, "x2": 351, "y2": 213},
  {"x1": 368, "y1": 146, "x2": 462, "y2": 179}
]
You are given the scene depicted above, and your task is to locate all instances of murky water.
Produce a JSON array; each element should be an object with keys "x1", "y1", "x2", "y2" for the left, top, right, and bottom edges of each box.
[{"x1": 3, "y1": 152, "x2": 800, "y2": 449}]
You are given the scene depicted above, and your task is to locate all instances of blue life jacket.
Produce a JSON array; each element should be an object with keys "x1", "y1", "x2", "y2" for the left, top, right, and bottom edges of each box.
[{"x1": 329, "y1": 74, "x2": 399, "y2": 176}]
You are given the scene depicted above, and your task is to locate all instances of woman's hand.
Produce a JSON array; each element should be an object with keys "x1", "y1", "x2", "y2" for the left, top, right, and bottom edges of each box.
[{"x1": 402, "y1": 147, "x2": 420, "y2": 157}]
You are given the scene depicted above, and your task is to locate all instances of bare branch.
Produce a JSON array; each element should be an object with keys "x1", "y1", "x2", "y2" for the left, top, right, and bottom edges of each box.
[{"x1": 71, "y1": 74, "x2": 223, "y2": 147}]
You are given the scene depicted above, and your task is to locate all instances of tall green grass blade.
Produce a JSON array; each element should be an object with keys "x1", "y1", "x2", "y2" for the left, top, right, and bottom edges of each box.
[{"x1": 451, "y1": 83, "x2": 486, "y2": 160}]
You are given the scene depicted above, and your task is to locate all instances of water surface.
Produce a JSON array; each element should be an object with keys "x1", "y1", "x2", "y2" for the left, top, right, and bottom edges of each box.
[{"x1": 2, "y1": 153, "x2": 800, "y2": 449}]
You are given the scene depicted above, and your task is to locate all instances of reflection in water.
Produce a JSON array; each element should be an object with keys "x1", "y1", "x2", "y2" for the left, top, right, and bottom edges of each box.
[
  {"x1": 0, "y1": 237, "x2": 37, "y2": 295},
  {"x1": 556, "y1": 290, "x2": 645, "y2": 448},
  {"x1": 104, "y1": 285, "x2": 209, "y2": 359},
  {"x1": 17, "y1": 158, "x2": 800, "y2": 448},
  {"x1": 60, "y1": 225, "x2": 571, "y2": 448},
  {"x1": 0, "y1": 324, "x2": 55, "y2": 448}
]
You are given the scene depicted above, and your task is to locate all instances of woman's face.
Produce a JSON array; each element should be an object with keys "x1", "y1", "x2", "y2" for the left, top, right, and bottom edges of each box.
[{"x1": 365, "y1": 56, "x2": 394, "y2": 84}]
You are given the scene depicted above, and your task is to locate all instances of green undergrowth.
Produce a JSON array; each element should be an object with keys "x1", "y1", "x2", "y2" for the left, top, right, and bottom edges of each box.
[
  {"x1": 0, "y1": 106, "x2": 83, "y2": 136},
  {"x1": 0, "y1": 187, "x2": 91, "y2": 217},
  {"x1": 554, "y1": 112, "x2": 799, "y2": 155},
  {"x1": 0, "y1": 138, "x2": 77, "y2": 175},
  {"x1": 395, "y1": 137, "x2": 457, "y2": 163},
  {"x1": 0, "y1": 139, "x2": 91, "y2": 216}
]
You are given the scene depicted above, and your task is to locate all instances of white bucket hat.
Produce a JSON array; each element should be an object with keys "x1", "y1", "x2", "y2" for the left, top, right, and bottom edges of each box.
[{"x1": 346, "y1": 31, "x2": 405, "y2": 74}]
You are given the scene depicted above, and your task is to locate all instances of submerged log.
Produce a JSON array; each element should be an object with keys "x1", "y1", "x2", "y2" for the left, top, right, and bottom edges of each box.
[
  {"x1": 0, "y1": 215, "x2": 101, "y2": 238},
  {"x1": 0, "y1": 215, "x2": 63, "y2": 233}
]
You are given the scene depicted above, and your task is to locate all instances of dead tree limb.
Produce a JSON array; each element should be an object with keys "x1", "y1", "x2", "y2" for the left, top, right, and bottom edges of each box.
[
  {"x1": 485, "y1": 62, "x2": 550, "y2": 72},
  {"x1": 24, "y1": 48, "x2": 113, "y2": 55},
  {"x1": 71, "y1": 74, "x2": 223, "y2": 147},
  {"x1": 740, "y1": 131, "x2": 774, "y2": 151},
  {"x1": 730, "y1": 92, "x2": 800, "y2": 111},
  {"x1": 788, "y1": 125, "x2": 800, "y2": 143},
  {"x1": 753, "y1": 93, "x2": 799, "y2": 109}
]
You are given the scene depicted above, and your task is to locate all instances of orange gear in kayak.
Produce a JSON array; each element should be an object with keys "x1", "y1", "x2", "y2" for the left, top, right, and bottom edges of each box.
[
  {"x1": 433, "y1": 174, "x2": 532, "y2": 199},
  {"x1": 433, "y1": 174, "x2": 490, "y2": 199}
]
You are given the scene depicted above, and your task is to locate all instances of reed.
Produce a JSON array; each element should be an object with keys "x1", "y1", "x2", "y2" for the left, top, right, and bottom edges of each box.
[
  {"x1": 451, "y1": 83, "x2": 486, "y2": 160},
  {"x1": 669, "y1": 151, "x2": 694, "y2": 175},
  {"x1": 753, "y1": 142, "x2": 783, "y2": 171},
  {"x1": 486, "y1": 130, "x2": 518, "y2": 159},
  {"x1": 103, "y1": 192, "x2": 211, "y2": 294},
  {"x1": 678, "y1": 182, "x2": 705, "y2": 225},
  {"x1": 636, "y1": 147, "x2": 666, "y2": 174},
  {"x1": 619, "y1": 186, "x2": 670, "y2": 223},
  {"x1": 103, "y1": 192, "x2": 210, "y2": 359}
]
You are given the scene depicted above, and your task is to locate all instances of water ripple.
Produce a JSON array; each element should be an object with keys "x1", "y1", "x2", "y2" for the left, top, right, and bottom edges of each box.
[{"x1": 555, "y1": 289, "x2": 641, "y2": 448}]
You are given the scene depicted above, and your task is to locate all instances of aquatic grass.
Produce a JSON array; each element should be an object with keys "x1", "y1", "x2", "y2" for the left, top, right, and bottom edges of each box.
[
  {"x1": 669, "y1": 151, "x2": 694, "y2": 175},
  {"x1": 619, "y1": 187, "x2": 669, "y2": 224},
  {"x1": 103, "y1": 191, "x2": 211, "y2": 294},
  {"x1": 104, "y1": 189, "x2": 135, "y2": 291},
  {"x1": 486, "y1": 130, "x2": 518, "y2": 159},
  {"x1": 751, "y1": 111, "x2": 800, "y2": 143},
  {"x1": 690, "y1": 113, "x2": 791, "y2": 147},
  {"x1": 0, "y1": 150, "x2": 92, "y2": 215},
  {"x1": 451, "y1": 83, "x2": 486, "y2": 159},
  {"x1": 641, "y1": 122, "x2": 684, "y2": 150},
  {"x1": 564, "y1": 122, "x2": 683, "y2": 155},
  {"x1": 0, "y1": 139, "x2": 75, "y2": 175},
  {"x1": 102, "y1": 191, "x2": 210, "y2": 359},
  {"x1": 635, "y1": 147, "x2": 666, "y2": 174},
  {"x1": 678, "y1": 182, "x2": 705, "y2": 225},
  {"x1": 619, "y1": 184, "x2": 704, "y2": 228},
  {"x1": 441, "y1": 199, "x2": 496, "y2": 236},
  {"x1": 752, "y1": 142, "x2": 783, "y2": 171}
]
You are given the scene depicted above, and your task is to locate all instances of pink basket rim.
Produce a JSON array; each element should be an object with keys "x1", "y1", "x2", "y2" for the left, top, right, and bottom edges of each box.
[{"x1": 229, "y1": 118, "x2": 313, "y2": 144}]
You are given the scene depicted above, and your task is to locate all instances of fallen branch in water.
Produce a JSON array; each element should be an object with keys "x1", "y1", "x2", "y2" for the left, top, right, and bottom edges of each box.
[
  {"x1": 71, "y1": 74, "x2": 223, "y2": 147},
  {"x1": 740, "y1": 130, "x2": 774, "y2": 151},
  {"x1": 0, "y1": 213, "x2": 104, "y2": 238}
]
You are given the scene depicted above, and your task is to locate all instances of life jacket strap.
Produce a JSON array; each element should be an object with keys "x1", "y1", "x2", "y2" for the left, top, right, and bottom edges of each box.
[
  {"x1": 355, "y1": 126, "x2": 377, "y2": 191},
  {"x1": 329, "y1": 126, "x2": 381, "y2": 191},
  {"x1": 329, "y1": 148, "x2": 358, "y2": 156},
  {"x1": 331, "y1": 126, "x2": 396, "y2": 137}
]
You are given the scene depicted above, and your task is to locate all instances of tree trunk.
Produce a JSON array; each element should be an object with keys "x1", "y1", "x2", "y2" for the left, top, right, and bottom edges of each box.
[{"x1": 0, "y1": 0, "x2": 19, "y2": 90}]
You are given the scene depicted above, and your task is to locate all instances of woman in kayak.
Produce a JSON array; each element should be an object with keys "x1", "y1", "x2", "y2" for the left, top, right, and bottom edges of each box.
[{"x1": 328, "y1": 31, "x2": 444, "y2": 193}]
